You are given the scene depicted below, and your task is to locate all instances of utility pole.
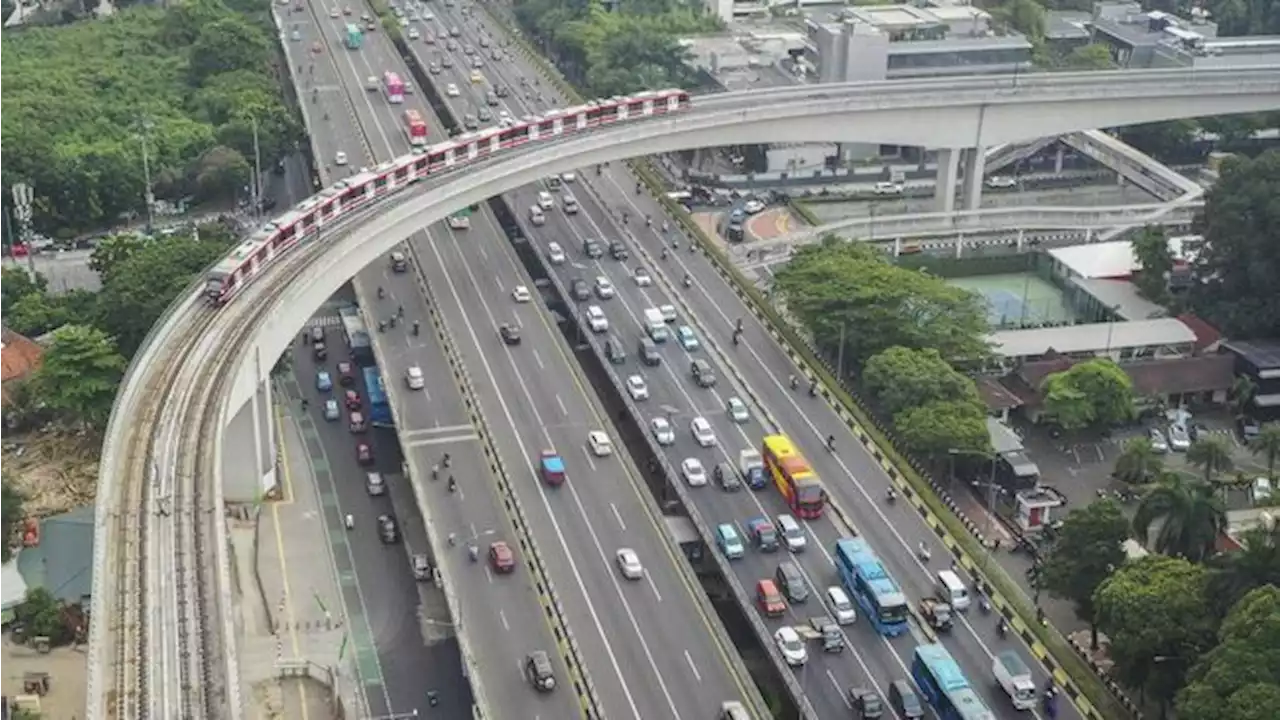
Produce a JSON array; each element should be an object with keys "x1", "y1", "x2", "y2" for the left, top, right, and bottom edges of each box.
[
  {"x1": 251, "y1": 116, "x2": 264, "y2": 220},
  {"x1": 11, "y1": 183, "x2": 36, "y2": 273},
  {"x1": 137, "y1": 119, "x2": 155, "y2": 232}
]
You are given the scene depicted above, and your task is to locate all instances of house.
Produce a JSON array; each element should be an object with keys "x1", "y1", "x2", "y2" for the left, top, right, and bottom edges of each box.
[
  {"x1": 1222, "y1": 340, "x2": 1280, "y2": 420},
  {"x1": 0, "y1": 327, "x2": 44, "y2": 405},
  {"x1": 15, "y1": 506, "x2": 95, "y2": 606}
]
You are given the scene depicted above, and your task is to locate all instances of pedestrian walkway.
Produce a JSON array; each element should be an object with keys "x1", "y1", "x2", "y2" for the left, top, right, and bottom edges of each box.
[{"x1": 745, "y1": 207, "x2": 800, "y2": 241}]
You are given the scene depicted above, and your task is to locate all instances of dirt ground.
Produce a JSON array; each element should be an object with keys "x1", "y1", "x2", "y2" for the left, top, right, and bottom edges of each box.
[
  {"x1": 2, "y1": 429, "x2": 99, "y2": 518},
  {"x1": 1, "y1": 637, "x2": 87, "y2": 719}
]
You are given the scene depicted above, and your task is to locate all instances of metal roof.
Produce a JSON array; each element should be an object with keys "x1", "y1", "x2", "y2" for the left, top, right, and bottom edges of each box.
[
  {"x1": 988, "y1": 318, "x2": 1196, "y2": 358},
  {"x1": 16, "y1": 505, "x2": 95, "y2": 604}
]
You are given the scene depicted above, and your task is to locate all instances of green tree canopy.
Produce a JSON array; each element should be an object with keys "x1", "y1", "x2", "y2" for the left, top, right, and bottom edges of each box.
[
  {"x1": 12, "y1": 587, "x2": 74, "y2": 646},
  {"x1": 1, "y1": 267, "x2": 47, "y2": 316},
  {"x1": 1250, "y1": 421, "x2": 1280, "y2": 479},
  {"x1": 1177, "y1": 585, "x2": 1280, "y2": 720},
  {"x1": 1041, "y1": 358, "x2": 1134, "y2": 430},
  {"x1": 88, "y1": 234, "x2": 149, "y2": 284},
  {"x1": 1040, "y1": 499, "x2": 1130, "y2": 649},
  {"x1": 1113, "y1": 437, "x2": 1165, "y2": 485},
  {"x1": 33, "y1": 325, "x2": 127, "y2": 428},
  {"x1": 1095, "y1": 555, "x2": 1217, "y2": 711},
  {"x1": 1, "y1": 482, "x2": 25, "y2": 563},
  {"x1": 1207, "y1": 526, "x2": 1280, "y2": 618},
  {"x1": 1134, "y1": 474, "x2": 1226, "y2": 562},
  {"x1": 772, "y1": 242, "x2": 990, "y2": 371},
  {"x1": 893, "y1": 399, "x2": 990, "y2": 462},
  {"x1": 1188, "y1": 435, "x2": 1236, "y2": 488},
  {"x1": 863, "y1": 346, "x2": 981, "y2": 417},
  {"x1": 1131, "y1": 226, "x2": 1174, "y2": 304}
]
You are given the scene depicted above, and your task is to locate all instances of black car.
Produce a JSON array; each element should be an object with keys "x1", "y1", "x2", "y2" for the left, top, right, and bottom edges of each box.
[
  {"x1": 888, "y1": 679, "x2": 923, "y2": 719},
  {"x1": 691, "y1": 358, "x2": 717, "y2": 388},
  {"x1": 714, "y1": 462, "x2": 741, "y2": 492},
  {"x1": 582, "y1": 238, "x2": 603, "y2": 259},
  {"x1": 850, "y1": 687, "x2": 884, "y2": 719},
  {"x1": 1239, "y1": 414, "x2": 1262, "y2": 441},
  {"x1": 525, "y1": 650, "x2": 556, "y2": 692},
  {"x1": 377, "y1": 514, "x2": 400, "y2": 544},
  {"x1": 609, "y1": 241, "x2": 629, "y2": 260},
  {"x1": 495, "y1": 84, "x2": 510, "y2": 98},
  {"x1": 638, "y1": 337, "x2": 661, "y2": 366},
  {"x1": 571, "y1": 278, "x2": 591, "y2": 301},
  {"x1": 500, "y1": 323, "x2": 522, "y2": 345},
  {"x1": 313, "y1": 340, "x2": 328, "y2": 361}
]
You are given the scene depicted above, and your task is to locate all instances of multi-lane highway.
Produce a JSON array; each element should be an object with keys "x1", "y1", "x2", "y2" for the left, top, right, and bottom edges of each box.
[{"x1": 288, "y1": 1, "x2": 761, "y2": 718}]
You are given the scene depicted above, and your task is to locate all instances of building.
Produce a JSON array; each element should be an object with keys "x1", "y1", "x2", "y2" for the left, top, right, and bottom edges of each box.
[
  {"x1": 1088, "y1": 2, "x2": 1280, "y2": 69},
  {"x1": 14, "y1": 506, "x2": 96, "y2": 607},
  {"x1": 1222, "y1": 340, "x2": 1280, "y2": 419},
  {"x1": 987, "y1": 318, "x2": 1198, "y2": 365},
  {"x1": 1044, "y1": 235, "x2": 1201, "y2": 323},
  {"x1": 1, "y1": 327, "x2": 44, "y2": 406}
]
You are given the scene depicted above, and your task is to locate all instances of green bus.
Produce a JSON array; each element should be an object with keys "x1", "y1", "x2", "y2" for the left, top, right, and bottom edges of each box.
[{"x1": 344, "y1": 24, "x2": 363, "y2": 50}]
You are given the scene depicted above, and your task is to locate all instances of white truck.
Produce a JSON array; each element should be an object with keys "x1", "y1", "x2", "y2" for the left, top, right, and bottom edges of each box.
[
  {"x1": 739, "y1": 449, "x2": 766, "y2": 490},
  {"x1": 993, "y1": 650, "x2": 1037, "y2": 710},
  {"x1": 643, "y1": 308, "x2": 668, "y2": 342}
]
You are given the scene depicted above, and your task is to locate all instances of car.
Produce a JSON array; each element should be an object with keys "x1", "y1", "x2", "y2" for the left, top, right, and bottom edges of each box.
[
  {"x1": 377, "y1": 514, "x2": 399, "y2": 544},
  {"x1": 638, "y1": 337, "x2": 661, "y2": 366},
  {"x1": 585, "y1": 305, "x2": 609, "y2": 333},
  {"x1": 512, "y1": 285, "x2": 532, "y2": 303},
  {"x1": 727, "y1": 397, "x2": 749, "y2": 423},
  {"x1": 587, "y1": 430, "x2": 613, "y2": 457},
  {"x1": 495, "y1": 84, "x2": 510, "y2": 98},
  {"x1": 336, "y1": 360, "x2": 355, "y2": 386},
  {"x1": 365, "y1": 472, "x2": 386, "y2": 496},
  {"x1": 365, "y1": 75, "x2": 378, "y2": 91},
  {"x1": 748, "y1": 517, "x2": 779, "y2": 552},
  {"x1": 499, "y1": 323, "x2": 521, "y2": 345},
  {"x1": 826, "y1": 586, "x2": 856, "y2": 625},
  {"x1": 488, "y1": 541, "x2": 516, "y2": 573},
  {"x1": 676, "y1": 325, "x2": 699, "y2": 351},
  {"x1": 777, "y1": 514, "x2": 806, "y2": 552},
  {"x1": 659, "y1": 304, "x2": 677, "y2": 323},
  {"x1": 356, "y1": 441, "x2": 374, "y2": 465},
  {"x1": 405, "y1": 366, "x2": 425, "y2": 390},
  {"x1": 632, "y1": 267, "x2": 652, "y2": 287},
  {"x1": 329, "y1": 6, "x2": 339, "y2": 16},
  {"x1": 525, "y1": 650, "x2": 556, "y2": 692},
  {"x1": 344, "y1": 389, "x2": 362, "y2": 410},
  {"x1": 774, "y1": 627, "x2": 808, "y2": 667},
  {"x1": 334, "y1": 151, "x2": 348, "y2": 166},
  {"x1": 850, "y1": 688, "x2": 885, "y2": 719},
  {"x1": 316, "y1": 370, "x2": 333, "y2": 391},
  {"x1": 537, "y1": 191, "x2": 554, "y2": 210},
  {"x1": 691, "y1": 358, "x2": 717, "y2": 388},
  {"x1": 477, "y1": 107, "x2": 492, "y2": 122},
  {"x1": 717, "y1": 523, "x2": 745, "y2": 559},
  {"x1": 626, "y1": 374, "x2": 649, "y2": 401},
  {"x1": 582, "y1": 238, "x2": 603, "y2": 259},
  {"x1": 681, "y1": 457, "x2": 707, "y2": 486},
  {"x1": 570, "y1": 278, "x2": 590, "y2": 301},
  {"x1": 873, "y1": 181, "x2": 904, "y2": 195},
  {"x1": 323, "y1": 399, "x2": 340, "y2": 421},
  {"x1": 390, "y1": 251, "x2": 408, "y2": 272},
  {"x1": 290, "y1": 28, "x2": 301, "y2": 42},
  {"x1": 615, "y1": 548, "x2": 643, "y2": 580},
  {"x1": 343, "y1": 5, "x2": 352, "y2": 14},
  {"x1": 407, "y1": 27, "x2": 420, "y2": 39},
  {"x1": 441, "y1": 54, "x2": 454, "y2": 68},
  {"x1": 313, "y1": 339, "x2": 328, "y2": 361},
  {"x1": 986, "y1": 175, "x2": 1018, "y2": 189},
  {"x1": 1148, "y1": 426, "x2": 1170, "y2": 453},
  {"x1": 743, "y1": 198, "x2": 766, "y2": 214},
  {"x1": 411, "y1": 553, "x2": 432, "y2": 581},
  {"x1": 560, "y1": 171, "x2": 577, "y2": 183},
  {"x1": 348, "y1": 410, "x2": 366, "y2": 433},
  {"x1": 756, "y1": 579, "x2": 786, "y2": 617},
  {"x1": 562, "y1": 194, "x2": 579, "y2": 214},
  {"x1": 650, "y1": 417, "x2": 675, "y2": 445},
  {"x1": 1168, "y1": 423, "x2": 1191, "y2": 451},
  {"x1": 470, "y1": 69, "x2": 485, "y2": 84},
  {"x1": 714, "y1": 462, "x2": 742, "y2": 492},
  {"x1": 424, "y1": 33, "x2": 436, "y2": 44},
  {"x1": 608, "y1": 240, "x2": 629, "y2": 261},
  {"x1": 888, "y1": 679, "x2": 923, "y2": 719},
  {"x1": 445, "y1": 83, "x2": 460, "y2": 96},
  {"x1": 428, "y1": 62, "x2": 441, "y2": 74},
  {"x1": 690, "y1": 416, "x2": 716, "y2": 447},
  {"x1": 1253, "y1": 476, "x2": 1273, "y2": 503},
  {"x1": 547, "y1": 242, "x2": 566, "y2": 264},
  {"x1": 594, "y1": 276, "x2": 615, "y2": 299}
]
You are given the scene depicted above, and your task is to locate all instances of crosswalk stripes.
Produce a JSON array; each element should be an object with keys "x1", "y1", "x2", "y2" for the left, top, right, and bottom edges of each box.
[{"x1": 305, "y1": 315, "x2": 344, "y2": 330}]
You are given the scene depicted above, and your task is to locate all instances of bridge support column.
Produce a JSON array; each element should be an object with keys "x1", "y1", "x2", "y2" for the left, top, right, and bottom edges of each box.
[
  {"x1": 1054, "y1": 145, "x2": 1066, "y2": 174},
  {"x1": 222, "y1": 344, "x2": 280, "y2": 503},
  {"x1": 963, "y1": 146, "x2": 987, "y2": 211},
  {"x1": 934, "y1": 148, "x2": 961, "y2": 213}
]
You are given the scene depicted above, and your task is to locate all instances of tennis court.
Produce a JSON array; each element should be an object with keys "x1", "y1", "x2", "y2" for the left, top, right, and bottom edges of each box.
[{"x1": 948, "y1": 273, "x2": 1079, "y2": 329}]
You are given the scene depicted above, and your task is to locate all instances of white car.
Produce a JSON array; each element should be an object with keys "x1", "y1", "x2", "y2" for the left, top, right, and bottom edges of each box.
[
  {"x1": 587, "y1": 430, "x2": 613, "y2": 457},
  {"x1": 594, "y1": 276, "x2": 615, "y2": 299},
  {"x1": 1148, "y1": 426, "x2": 1170, "y2": 453},
  {"x1": 560, "y1": 171, "x2": 577, "y2": 183},
  {"x1": 408, "y1": 27, "x2": 420, "y2": 39},
  {"x1": 650, "y1": 417, "x2": 675, "y2": 446},
  {"x1": 743, "y1": 198, "x2": 766, "y2": 214},
  {"x1": 873, "y1": 181, "x2": 904, "y2": 195},
  {"x1": 537, "y1": 191, "x2": 554, "y2": 211},
  {"x1": 727, "y1": 397, "x2": 750, "y2": 424},
  {"x1": 633, "y1": 267, "x2": 652, "y2": 287},
  {"x1": 334, "y1": 151, "x2": 348, "y2": 166},
  {"x1": 512, "y1": 285, "x2": 532, "y2": 303},
  {"x1": 446, "y1": 83, "x2": 460, "y2": 97},
  {"x1": 615, "y1": 548, "x2": 643, "y2": 580},
  {"x1": 547, "y1": 242, "x2": 566, "y2": 264},
  {"x1": 986, "y1": 175, "x2": 1017, "y2": 189},
  {"x1": 626, "y1": 374, "x2": 649, "y2": 401},
  {"x1": 586, "y1": 305, "x2": 608, "y2": 333},
  {"x1": 690, "y1": 416, "x2": 716, "y2": 447},
  {"x1": 1168, "y1": 423, "x2": 1191, "y2": 451},
  {"x1": 681, "y1": 457, "x2": 707, "y2": 487},
  {"x1": 329, "y1": 6, "x2": 340, "y2": 17},
  {"x1": 405, "y1": 366, "x2": 425, "y2": 390},
  {"x1": 826, "y1": 586, "x2": 856, "y2": 625},
  {"x1": 774, "y1": 627, "x2": 808, "y2": 667},
  {"x1": 659, "y1": 304, "x2": 677, "y2": 323}
]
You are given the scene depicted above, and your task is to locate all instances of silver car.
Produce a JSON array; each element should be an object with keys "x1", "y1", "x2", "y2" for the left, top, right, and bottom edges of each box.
[
  {"x1": 615, "y1": 548, "x2": 643, "y2": 580},
  {"x1": 1148, "y1": 426, "x2": 1170, "y2": 453}
]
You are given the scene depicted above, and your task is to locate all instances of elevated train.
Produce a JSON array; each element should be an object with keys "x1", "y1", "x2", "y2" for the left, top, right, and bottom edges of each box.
[{"x1": 204, "y1": 89, "x2": 691, "y2": 305}]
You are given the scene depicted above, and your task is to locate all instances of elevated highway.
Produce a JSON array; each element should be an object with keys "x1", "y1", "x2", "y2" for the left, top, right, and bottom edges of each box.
[{"x1": 88, "y1": 62, "x2": 1280, "y2": 718}]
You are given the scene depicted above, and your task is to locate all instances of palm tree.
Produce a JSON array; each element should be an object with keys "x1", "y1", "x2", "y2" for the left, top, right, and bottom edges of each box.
[
  {"x1": 1133, "y1": 473, "x2": 1226, "y2": 562},
  {"x1": 1230, "y1": 375, "x2": 1257, "y2": 416},
  {"x1": 1112, "y1": 436, "x2": 1164, "y2": 484},
  {"x1": 1250, "y1": 422, "x2": 1280, "y2": 479},
  {"x1": 1187, "y1": 435, "x2": 1235, "y2": 487},
  {"x1": 1207, "y1": 524, "x2": 1280, "y2": 616}
]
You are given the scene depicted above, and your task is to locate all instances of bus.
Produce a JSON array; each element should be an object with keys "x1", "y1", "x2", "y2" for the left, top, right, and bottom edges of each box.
[
  {"x1": 362, "y1": 366, "x2": 394, "y2": 427},
  {"x1": 344, "y1": 23, "x2": 363, "y2": 50},
  {"x1": 403, "y1": 109, "x2": 428, "y2": 146},
  {"x1": 383, "y1": 72, "x2": 405, "y2": 104},
  {"x1": 911, "y1": 644, "x2": 996, "y2": 720},
  {"x1": 339, "y1": 306, "x2": 373, "y2": 366},
  {"x1": 834, "y1": 537, "x2": 910, "y2": 636},
  {"x1": 761, "y1": 434, "x2": 825, "y2": 518}
]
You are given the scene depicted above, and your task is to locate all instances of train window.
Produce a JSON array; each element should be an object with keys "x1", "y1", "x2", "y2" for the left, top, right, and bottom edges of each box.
[
  {"x1": 300, "y1": 213, "x2": 316, "y2": 229},
  {"x1": 499, "y1": 128, "x2": 521, "y2": 146},
  {"x1": 341, "y1": 187, "x2": 361, "y2": 203},
  {"x1": 394, "y1": 167, "x2": 409, "y2": 182},
  {"x1": 538, "y1": 118, "x2": 555, "y2": 135},
  {"x1": 413, "y1": 158, "x2": 429, "y2": 174},
  {"x1": 373, "y1": 175, "x2": 389, "y2": 190},
  {"x1": 278, "y1": 225, "x2": 297, "y2": 241},
  {"x1": 320, "y1": 202, "x2": 335, "y2": 218}
]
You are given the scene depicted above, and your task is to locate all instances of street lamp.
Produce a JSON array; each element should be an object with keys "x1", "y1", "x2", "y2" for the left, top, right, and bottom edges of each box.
[{"x1": 947, "y1": 447, "x2": 1001, "y2": 538}]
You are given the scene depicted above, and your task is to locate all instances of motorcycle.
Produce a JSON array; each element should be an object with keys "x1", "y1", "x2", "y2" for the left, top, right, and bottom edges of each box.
[
  {"x1": 789, "y1": 375, "x2": 799, "y2": 390},
  {"x1": 917, "y1": 542, "x2": 932, "y2": 562},
  {"x1": 885, "y1": 488, "x2": 897, "y2": 504},
  {"x1": 344, "y1": 514, "x2": 354, "y2": 530},
  {"x1": 997, "y1": 619, "x2": 1009, "y2": 638},
  {"x1": 468, "y1": 544, "x2": 479, "y2": 563},
  {"x1": 412, "y1": 322, "x2": 420, "y2": 337},
  {"x1": 683, "y1": 275, "x2": 692, "y2": 288},
  {"x1": 979, "y1": 597, "x2": 991, "y2": 615}
]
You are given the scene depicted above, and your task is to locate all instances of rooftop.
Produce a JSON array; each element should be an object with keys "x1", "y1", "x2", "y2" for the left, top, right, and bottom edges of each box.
[
  {"x1": 988, "y1": 318, "x2": 1197, "y2": 358},
  {"x1": 987, "y1": 418, "x2": 1025, "y2": 455},
  {"x1": 1, "y1": 326, "x2": 45, "y2": 405},
  {"x1": 682, "y1": 31, "x2": 807, "y2": 90},
  {"x1": 1071, "y1": 278, "x2": 1167, "y2": 321},
  {"x1": 1044, "y1": 11, "x2": 1093, "y2": 41},
  {"x1": 17, "y1": 505, "x2": 96, "y2": 605},
  {"x1": 1222, "y1": 339, "x2": 1280, "y2": 371},
  {"x1": 1047, "y1": 235, "x2": 1202, "y2": 280}
]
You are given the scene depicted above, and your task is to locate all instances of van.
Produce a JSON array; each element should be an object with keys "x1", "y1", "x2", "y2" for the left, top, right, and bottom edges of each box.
[
  {"x1": 776, "y1": 514, "x2": 806, "y2": 552},
  {"x1": 775, "y1": 561, "x2": 808, "y2": 603},
  {"x1": 605, "y1": 336, "x2": 626, "y2": 364},
  {"x1": 720, "y1": 701, "x2": 751, "y2": 720},
  {"x1": 643, "y1": 308, "x2": 668, "y2": 343},
  {"x1": 638, "y1": 337, "x2": 661, "y2": 366},
  {"x1": 716, "y1": 523, "x2": 744, "y2": 559},
  {"x1": 366, "y1": 472, "x2": 386, "y2": 496},
  {"x1": 936, "y1": 569, "x2": 970, "y2": 611}
]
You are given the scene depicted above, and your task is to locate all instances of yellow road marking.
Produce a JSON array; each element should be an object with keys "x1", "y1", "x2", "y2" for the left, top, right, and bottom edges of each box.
[{"x1": 272, "y1": 404, "x2": 311, "y2": 720}]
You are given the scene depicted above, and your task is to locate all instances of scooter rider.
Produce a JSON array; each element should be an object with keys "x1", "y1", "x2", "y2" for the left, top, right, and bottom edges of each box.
[
  {"x1": 447, "y1": 476, "x2": 457, "y2": 493},
  {"x1": 412, "y1": 321, "x2": 420, "y2": 336},
  {"x1": 344, "y1": 513, "x2": 354, "y2": 529},
  {"x1": 683, "y1": 273, "x2": 692, "y2": 288},
  {"x1": 789, "y1": 374, "x2": 799, "y2": 390}
]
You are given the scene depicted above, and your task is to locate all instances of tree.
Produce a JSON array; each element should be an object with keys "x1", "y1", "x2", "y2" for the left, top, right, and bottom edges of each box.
[
  {"x1": 88, "y1": 234, "x2": 149, "y2": 283},
  {"x1": 193, "y1": 145, "x2": 251, "y2": 201},
  {"x1": 1039, "y1": 499, "x2": 1129, "y2": 649},
  {"x1": 1113, "y1": 437, "x2": 1165, "y2": 485},
  {"x1": 188, "y1": 15, "x2": 271, "y2": 83},
  {"x1": 12, "y1": 587, "x2": 74, "y2": 646},
  {"x1": 863, "y1": 346, "x2": 980, "y2": 417},
  {"x1": 33, "y1": 325, "x2": 127, "y2": 428},
  {"x1": 1120, "y1": 119, "x2": 1202, "y2": 163},
  {"x1": 1206, "y1": 526, "x2": 1280, "y2": 618},
  {"x1": 893, "y1": 400, "x2": 991, "y2": 463},
  {"x1": 1062, "y1": 43, "x2": 1115, "y2": 69},
  {"x1": 1189, "y1": 150, "x2": 1280, "y2": 338},
  {"x1": 1250, "y1": 422, "x2": 1280, "y2": 479},
  {"x1": 1094, "y1": 555, "x2": 1216, "y2": 713},
  {"x1": 1177, "y1": 586, "x2": 1280, "y2": 720},
  {"x1": 1133, "y1": 473, "x2": 1226, "y2": 561},
  {"x1": 1230, "y1": 375, "x2": 1258, "y2": 416},
  {"x1": 1041, "y1": 358, "x2": 1135, "y2": 430},
  {"x1": 1, "y1": 482, "x2": 25, "y2": 563},
  {"x1": 1, "y1": 266, "x2": 47, "y2": 315},
  {"x1": 1188, "y1": 435, "x2": 1236, "y2": 488},
  {"x1": 1131, "y1": 226, "x2": 1174, "y2": 304}
]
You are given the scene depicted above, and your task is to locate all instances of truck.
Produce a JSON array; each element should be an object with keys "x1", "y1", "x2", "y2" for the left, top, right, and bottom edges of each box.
[
  {"x1": 643, "y1": 308, "x2": 668, "y2": 343},
  {"x1": 738, "y1": 449, "x2": 767, "y2": 490},
  {"x1": 993, "y1": 650, "x2": 1037, "y2": 710},
  {"x1": 794, "y1": 617, "x2": 844, "y2": 653},
  {"x1": 919, "y1": 598, "x2": 953, "y2": 632}
]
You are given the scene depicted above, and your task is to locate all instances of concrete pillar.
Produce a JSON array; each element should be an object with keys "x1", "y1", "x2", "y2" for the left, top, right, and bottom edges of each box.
[
  {"x1": 964, "y1": 145, "x2": 987, "y2": 211},
  {"x1": 1054, "y1": 145, "x2": 1065, "y2": 174},
  {"x1": 934, "y1": 148, "x2": 961, "y2": 213}
]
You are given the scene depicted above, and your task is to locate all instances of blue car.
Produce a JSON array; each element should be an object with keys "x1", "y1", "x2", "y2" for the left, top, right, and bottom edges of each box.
[
  {"x1": 676, "y1": 325, "x2": 699, "y2": 351},
  {"x1": 716, "y1": 523, "x2": 745, "y2": 560},
  {"x1": 316, "y1": 370, "x2": 333, "y2": 392}
]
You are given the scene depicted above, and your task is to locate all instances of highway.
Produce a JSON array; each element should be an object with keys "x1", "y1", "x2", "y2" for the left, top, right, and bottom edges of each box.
[
  {"x1": 291, "y1": 1, "x2": 760, "y2": 718},
  {"x1": 283, "y1": 5, "x2": 583, "y2": 718}
]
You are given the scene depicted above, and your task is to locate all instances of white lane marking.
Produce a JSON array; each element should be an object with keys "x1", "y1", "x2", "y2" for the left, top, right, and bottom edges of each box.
[
  {"x1": 609, "y1": 503, "x2": 626, "y2": 531},
  {"x1": 532, "y1": 349, "x2": 545, "y2": 370},
  {"x1": 683, "y1": 650, "x2": 702, "y2": 683},
  {"x1": 484, "y1": 566, "x2": 493, "y2": 584},
  {"x1": 829, "y1": 670, "x2": 850, "y2": 706},
  {"x1": 645, "y1": 571, "x2": 663, "y2": 603},
  {"x1": 499, "y1": 609, "x2": 510, "y2": 631},
  {"x1": 581, "y1": 446, "x2": 598, "y2": 472},
  {"x1": 555, "y1": 394, "x2": 568, "y2": 417}
]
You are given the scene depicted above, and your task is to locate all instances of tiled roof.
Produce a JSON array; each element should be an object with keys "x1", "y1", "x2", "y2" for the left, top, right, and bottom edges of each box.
[
  {"x1": 976, "y1": 377, "x2": 1024, "y2": 411},
  {"x1": 1177, "y1": 314, "x2": 1223, "y2": 352},
  {"x1": 1124, "y1": 355, "x2": 1236, "y2": 397}
]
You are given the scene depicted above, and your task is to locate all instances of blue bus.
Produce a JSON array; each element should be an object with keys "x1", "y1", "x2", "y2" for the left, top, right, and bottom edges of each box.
[
  {"x1": 362, "y1": 366, "x2": 394, "y2": 427},
  {"x1": 834, "y1": 537, "x2": 910, "y2": 636},
  {"x1": 911, "y1": 644, "x2": 996, "y2": 720}
]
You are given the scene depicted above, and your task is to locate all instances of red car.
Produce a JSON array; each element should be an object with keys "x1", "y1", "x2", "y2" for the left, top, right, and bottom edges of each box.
[
  {"x1": 344, "y1": 389, "x2": 362, "y2": 411},
  {"x1": 356, "y1": 442, "x2": 374, "y2": 466},
  {"x1": 336, "y1": 361, "x2": 356, "y2": 387},
  {"x1": 489, "y1": 541, "x2": 516, "y2": 573}
]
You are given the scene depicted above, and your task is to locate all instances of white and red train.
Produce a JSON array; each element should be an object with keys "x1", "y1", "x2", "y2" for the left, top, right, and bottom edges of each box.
[{"x1": 204, "y1": 88, "x2": 692, "y2": 305}]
